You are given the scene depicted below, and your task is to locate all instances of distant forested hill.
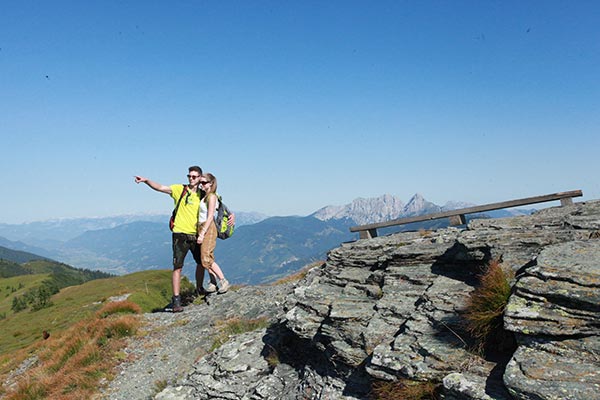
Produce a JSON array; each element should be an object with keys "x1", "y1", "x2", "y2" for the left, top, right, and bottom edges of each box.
[
  {"x1": 0, "y1": 245, "x2": 112, "y2": 283},
  {"x1": 0, "y1": 245, "x2": 50, "y2": 264}
]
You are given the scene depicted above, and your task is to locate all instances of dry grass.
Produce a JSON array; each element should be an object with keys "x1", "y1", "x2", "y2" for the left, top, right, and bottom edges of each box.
[
  {"x1": 463, "y1": 259, "x2": 514, "y2": 354},
  {"x1": 418, "y1": 228, "x2": 433, "y2": 238},
  {"x1": 1, "y1": 301, "x2": 141, "y2": 400},
  {"x1": 96, "y1": 300, "x2": 141, "y2": 318},
  {"x1": 153, "y1": 379, "x2": 168, "y2": 396},
  {"x1": 370, "y1": 379, "x2": 440, "y2": 400}
]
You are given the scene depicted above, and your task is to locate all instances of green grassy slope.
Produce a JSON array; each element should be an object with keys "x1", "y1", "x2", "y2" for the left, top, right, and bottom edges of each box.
[
  {"x1": 0, "y1": 269, "x2": 192, "y2": 355},
  {"x1": 0, "y1": 259, "x2": 27, "y2": 278},
  {"x1": 0, "y1": 273, "x2": 51, "y2": 315}
]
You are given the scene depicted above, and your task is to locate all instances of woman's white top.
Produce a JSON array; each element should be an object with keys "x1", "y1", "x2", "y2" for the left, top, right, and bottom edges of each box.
[{"x1": 198, "y1": 194, "x2": 219, "y2": 223}]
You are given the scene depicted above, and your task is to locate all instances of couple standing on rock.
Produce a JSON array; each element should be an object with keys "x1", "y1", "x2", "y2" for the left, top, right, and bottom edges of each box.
[{"x1": 134, "y1": 165, "x2": 234, "y2": 313}]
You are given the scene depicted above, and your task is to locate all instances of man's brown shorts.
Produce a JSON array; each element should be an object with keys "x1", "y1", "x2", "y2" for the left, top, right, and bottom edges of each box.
[{"x1": 172, "y1": 233, "x2": 201, "y2": 269}]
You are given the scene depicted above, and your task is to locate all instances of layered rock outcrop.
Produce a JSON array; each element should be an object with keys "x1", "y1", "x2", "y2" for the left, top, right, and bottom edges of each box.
[
  {"x1": 156, "y1": 201, "x2": 600, "y2": 400},
  {"x1": 503, "y1": 240, "x2": 600, "y2": 399}
]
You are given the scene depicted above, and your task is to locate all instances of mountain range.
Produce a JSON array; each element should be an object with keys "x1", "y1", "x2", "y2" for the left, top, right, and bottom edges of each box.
[
  {"x1": 311, "y1": 193, "x2": 474, "y2": 224},
  {"x1": 0, "y1": 194, "x2": 533, "y2": 284}
]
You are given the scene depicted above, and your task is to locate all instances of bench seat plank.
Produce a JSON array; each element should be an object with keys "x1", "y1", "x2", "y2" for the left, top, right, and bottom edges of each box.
[{"x1": 350, "y1": 190, "x2": 582, "y2": 236}]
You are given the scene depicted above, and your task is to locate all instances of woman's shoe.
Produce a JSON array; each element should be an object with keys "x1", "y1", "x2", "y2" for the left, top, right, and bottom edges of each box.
[
  {"x1": 217, "y1": 279, "x2": 230, "y2": 294},
  {"x1": 205, "y1": 283, "x2": 218, "y2": 293}
]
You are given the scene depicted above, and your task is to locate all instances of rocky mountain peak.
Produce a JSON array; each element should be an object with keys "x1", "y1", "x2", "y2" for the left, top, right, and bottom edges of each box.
[
  {"x1": 312, "y1": 194, "x2": 405, "y2": 225},
  {"x1": 404, "y1": 192, "x2": 425, "y2": 211},
  {"x1": 312, "y1": 193, "x2": 471, "y2": 226},
  {"x1": 403, "y1": 192, "x2": 441, "y2": 216},
  {"x1": 442, "y1": 200, "x2": 476, "y2": 211}
]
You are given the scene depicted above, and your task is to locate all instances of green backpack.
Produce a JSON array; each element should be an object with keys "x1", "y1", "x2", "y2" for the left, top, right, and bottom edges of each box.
[{"x1": 215, "y1": 194, "x2": 235, "y2": 239}]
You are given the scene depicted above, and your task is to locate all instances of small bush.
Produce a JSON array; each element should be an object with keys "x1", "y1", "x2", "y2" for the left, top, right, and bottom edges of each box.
[{"x1": 463, "y1": 259, "x2": 514, "y2": 354}]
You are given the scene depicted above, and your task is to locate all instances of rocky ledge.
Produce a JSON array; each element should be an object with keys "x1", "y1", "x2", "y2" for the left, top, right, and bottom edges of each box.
[{"x1": 123, "y1": 200, "x2": 600, "y2": 400}]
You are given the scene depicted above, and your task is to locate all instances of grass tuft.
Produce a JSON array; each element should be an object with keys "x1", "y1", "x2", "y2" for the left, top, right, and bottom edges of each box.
[
  {"x1": 263, "y1": 344, "x2": 280, "y2": 368},
  {"x1": 9, "y1": 375, "x2": 50, "y2": 400},
  {"x1": 97, "y1": 300, "x2": 141, "y2": 318},
  {"x1": 418, "y1": 228, "x2": 433, "y2": 238},
  {"x1": 153, "y1": 379, "x2": 168, "y2": 395},
  {"x1": 463, "y1": 259, "x2": 515, "y2": 355},
  {"x1": 370, "y1": 379, "x2": 440, "y2": 400},
  {"x1": 102, "y1": 315, "x2": 138, "y2": 339}
]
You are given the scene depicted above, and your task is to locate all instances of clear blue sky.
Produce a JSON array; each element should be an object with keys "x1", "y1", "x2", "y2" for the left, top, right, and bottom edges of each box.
[{"x1": 1, "y1": 1, "x2": 598, "y2": 224}]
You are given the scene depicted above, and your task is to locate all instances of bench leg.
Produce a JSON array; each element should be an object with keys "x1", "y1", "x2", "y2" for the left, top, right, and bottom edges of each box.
[
  {"x1": 359, "y1": 229, "x2": 378, "y2": 239},
  {"x1": 449, "y1": 214, "x2": 467, "y2": 226},
  {"x1": 560, "y1": 198, "x2": 574, "y2": 206}
]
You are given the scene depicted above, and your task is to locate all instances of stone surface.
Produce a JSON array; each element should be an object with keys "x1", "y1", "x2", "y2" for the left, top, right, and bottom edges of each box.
[
  {"x1": 503, "y1": 335, "x2": 600, "y2": 400},
  {"x1": 505, "y1": 240, "x2": 600, "y2": 336},
  {"x1": 502, "y1": 239, "x2": 600, "y2": 400},
  {"x1": 442, "y1": 371, "x2": 511, "y2": 400}
]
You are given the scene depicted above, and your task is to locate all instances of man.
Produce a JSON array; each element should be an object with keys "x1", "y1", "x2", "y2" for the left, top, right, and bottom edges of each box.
[{"x1": 134, "y1": 166, "x2": 216, "y2": 312}]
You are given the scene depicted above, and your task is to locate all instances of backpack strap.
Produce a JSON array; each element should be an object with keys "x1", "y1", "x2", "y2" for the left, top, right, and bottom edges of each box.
[{"x1": 172, "y1": 184, "x2": 188, "y2": 219}]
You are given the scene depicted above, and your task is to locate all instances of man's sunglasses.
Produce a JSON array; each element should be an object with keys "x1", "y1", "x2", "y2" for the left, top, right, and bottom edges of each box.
[{"x1": 187, "y1": 174, "x2": 200, "y2": 179}]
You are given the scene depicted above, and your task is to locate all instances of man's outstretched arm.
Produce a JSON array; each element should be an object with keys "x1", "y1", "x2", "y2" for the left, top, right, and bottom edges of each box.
[{"x1": 134, "y1": 175, "x2": 172, "y2": 194}]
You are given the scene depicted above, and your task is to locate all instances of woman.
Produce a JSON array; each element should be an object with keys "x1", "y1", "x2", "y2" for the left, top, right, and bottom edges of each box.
[{"x1": 196, "y1": 173, "x2": 230, "y2": 294}]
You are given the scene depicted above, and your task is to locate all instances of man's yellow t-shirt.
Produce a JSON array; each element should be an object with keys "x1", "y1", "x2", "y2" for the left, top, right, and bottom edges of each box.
[{"x1": 170, "y1": 184, "x2": 203, "y2": 235}]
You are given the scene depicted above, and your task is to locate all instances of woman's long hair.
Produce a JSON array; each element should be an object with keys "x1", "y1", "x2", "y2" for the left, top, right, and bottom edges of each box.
[{"x1": 203, "y1": 173, "x2": 218, "y2": 198}]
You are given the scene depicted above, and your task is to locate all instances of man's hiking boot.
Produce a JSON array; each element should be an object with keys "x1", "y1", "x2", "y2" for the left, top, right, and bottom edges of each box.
[
  {"x1": 205, "y1": 282, "x2": 217, "y2": 294},
  {"x1": 171, "y1": 295, "x2": 183, "y2": 313},
  {"x1": 217, "y1": 279, "x2": 230, "y2": 294}
]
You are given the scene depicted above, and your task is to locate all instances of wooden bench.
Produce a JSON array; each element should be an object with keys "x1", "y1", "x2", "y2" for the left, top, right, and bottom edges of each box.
[{"x1": 350, "y1": 190, "x2": 583, "y2": 239}]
